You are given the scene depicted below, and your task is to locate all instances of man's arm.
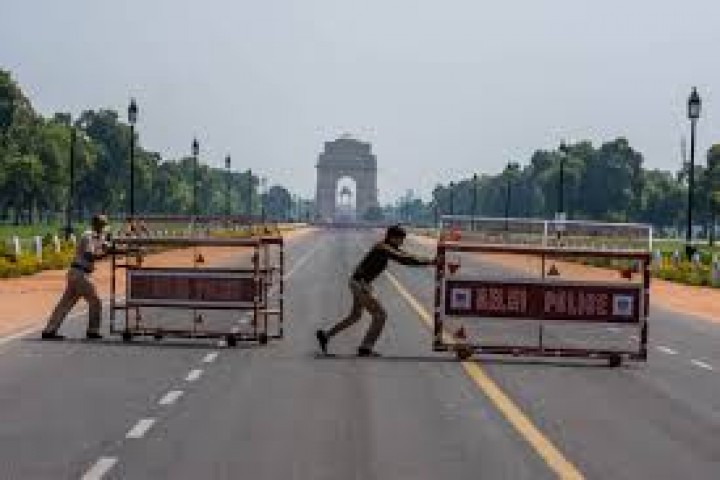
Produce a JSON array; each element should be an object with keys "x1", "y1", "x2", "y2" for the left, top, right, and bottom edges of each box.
[{"x1": 379, "y1": 243, "x2": 435, "y2": 266}]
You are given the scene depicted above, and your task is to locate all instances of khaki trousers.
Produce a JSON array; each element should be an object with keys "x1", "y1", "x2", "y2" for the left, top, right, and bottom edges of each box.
[
  {"x1": 327, "y1": 279, "x2": 387, "y2": 349},
  {"x1": 44, "y1": 268, "x2": 102, "y2": 334}
]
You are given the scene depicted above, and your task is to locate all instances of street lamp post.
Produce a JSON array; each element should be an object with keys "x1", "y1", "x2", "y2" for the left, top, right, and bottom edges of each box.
[
  {"x1": 192, "y1": 138, "x2": 200, "y2": 220},
  {"x1": 128, "y1": 99, "x2": 138, "y2": 218},
  {"x1": 260, "y1": 177, "x2": 267, "y2": 225},
  {"x1": 686, "y1": 87, "x2": 702, "y2": 259},
  {"x1": 504, "y1": 162, "x2": 520, "y2": 230},
  {"x1": 246, "y1": 169, "x2": 253, "y2": 219},
  {"x1": 225, "y1": 154, "x2": 231, "y2": 218},
  {"x1": 449, "y1": 181, "x2": 455, "y2": 216},
  {"x1": 471, "y1": 173, "x2": 478, "y2": 230},
  {"x1": 64, "y1": 124, "x2": 76, "y2": 239},
  {"x1": 558, "y1": 141, "x2": 567, "y2": 218}
]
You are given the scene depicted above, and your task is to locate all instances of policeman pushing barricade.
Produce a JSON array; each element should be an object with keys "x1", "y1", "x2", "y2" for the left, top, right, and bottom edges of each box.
[
  {"x1": 316, "y1": 225, "x2": 436, "y2": 357},
  {"x1": 42, "y1": 214, "x2": 112, "y2": 340}
]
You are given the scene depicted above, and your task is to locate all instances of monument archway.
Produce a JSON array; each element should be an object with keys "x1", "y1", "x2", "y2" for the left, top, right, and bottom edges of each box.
[{"x1": 315, "y1": 136, "x2": 378, "y2": 222}]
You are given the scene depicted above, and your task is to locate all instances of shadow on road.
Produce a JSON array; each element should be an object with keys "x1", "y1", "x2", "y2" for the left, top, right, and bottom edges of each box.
[
  {"x1": 313, "y1": 351, "x2": 639, "y2": 369},
  {"x1": 23, "y1": 337, "x2": 264, "y2": 351}
]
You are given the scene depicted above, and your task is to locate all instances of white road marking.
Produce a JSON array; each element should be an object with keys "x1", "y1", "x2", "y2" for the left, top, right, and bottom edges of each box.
[
  {"x1": 186, "y1": 369, "x2": 203, "y2": 382},
  {"x1": 690, "y1": 359, "x2": 714, "y2": 371},
  {"x1": 0, "y1": 326, "x2": 40, "y2": 345},
  {"x1": 126, "y1": 418, "x2": 156, "y2": 439},
  {"x1": 284, "y1": 241, "x2": 323, "y2": 279},
  {"x1": 656, "y1": 346, "x2": 678, "y2": 355},
  {"x1": 81, "y1": 457, "x2": 117, "y2": 480},
  {"x1": 231, "y1": 326, "x2": 240, "y2": 334},
  {"x1": 158, "y1": 390, "x2": 184, "y2": 405},
  {"x1": 630, "y1": 334, "x2": 639, "y2": 341},
  {"x1": 202, "y1": 352, "x2": 218, "y2": 363},
  {"x1": 607, "y1": 327, "x2": 621, "y2": 333}
]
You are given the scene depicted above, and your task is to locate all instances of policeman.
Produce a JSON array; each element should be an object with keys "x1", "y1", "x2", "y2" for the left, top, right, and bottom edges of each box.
[
  {"x1": 316, "y1": 225, "x2": 435, "y2": 357},
  {"x1": 41, "y1": 214, "x2": 111, "y2": 340}
]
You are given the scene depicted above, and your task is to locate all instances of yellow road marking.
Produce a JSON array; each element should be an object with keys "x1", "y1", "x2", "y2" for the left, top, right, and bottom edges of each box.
[{"x1": 385, "y1": 271, "x2": 585, "y2": 480}]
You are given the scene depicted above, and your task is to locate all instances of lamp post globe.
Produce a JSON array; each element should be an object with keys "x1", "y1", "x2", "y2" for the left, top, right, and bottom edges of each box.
[{"x1": 688, "y1": 87, "x2": 701, "y2": 120}]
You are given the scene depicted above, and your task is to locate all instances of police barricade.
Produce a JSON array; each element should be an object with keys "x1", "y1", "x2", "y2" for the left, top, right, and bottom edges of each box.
[
  {"x1": 434, "y1": 216, "x2": 652, "y2": 366},
  {"x1": 109, "y1": 235, "x2": 284, "y2": 346}
]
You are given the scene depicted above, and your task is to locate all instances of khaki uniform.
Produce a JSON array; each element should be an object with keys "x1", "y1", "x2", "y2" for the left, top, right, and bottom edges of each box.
[
  {"x1": 44, "y1": 231, "x2": 106, "y2": 334},
  {"x1": 327, "y1": 279, "x2": 387, "y2": 349},
  {"x1": 326, "y1": 241, "x2": 431, "y2": 350}
]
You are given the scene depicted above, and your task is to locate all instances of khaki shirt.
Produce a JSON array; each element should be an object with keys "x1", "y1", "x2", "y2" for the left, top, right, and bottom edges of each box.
[{"x1": 71, "y1": 231, "x2": 108, "y2": 273}]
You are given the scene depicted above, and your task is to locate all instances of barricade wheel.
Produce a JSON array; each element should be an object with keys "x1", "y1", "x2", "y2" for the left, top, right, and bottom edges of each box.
[
  {"x1": 153, "y1": 333, "x2": 163, "y2": 341},
  {"x1": 259, "y1": 333, "x2": 269, "y2": 345},
  {"x1": 122, "y1": 331, "x2": 133, "y2": 342},
  {"x1": 456, "y1": 346, "x2": 473, "y2": 361},
  {"x1": 607, "y1": 354, "x2": 623, "y2": 368},
  {"x1": 226, "y1": 335, "x2": 237, "y2": 347}
]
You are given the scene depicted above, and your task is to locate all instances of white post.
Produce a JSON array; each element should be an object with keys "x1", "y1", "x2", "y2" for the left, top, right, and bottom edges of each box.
[
  {"x1": 33, "y1": 236, "x2": 43, "y2": 262},
  {"x1": 69, "y1": 233, "x2": 77, "y2": 245},
  {"x1": 692, "y1": 251, "x2": 701, "y2": 267},
  {"x1": 11, "y1": 236, "x2": 21, "y2": 257},
  {"x1": 52, "y1": 234, "x2": 61, "y2": 253},
  {"x1": 652, "y1": 249, "x2": 662, "y2": 270}
]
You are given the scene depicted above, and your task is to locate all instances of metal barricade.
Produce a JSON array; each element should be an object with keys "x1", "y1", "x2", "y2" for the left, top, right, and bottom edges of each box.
[
  {"x1": 433, "y1": 216, "x2": 652, "y2": 366},
  {"x1": 109, "y1": 236, "x2": 284, "y2": 346}
]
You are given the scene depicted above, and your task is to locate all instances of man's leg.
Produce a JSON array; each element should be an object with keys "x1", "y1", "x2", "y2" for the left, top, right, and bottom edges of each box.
[
  {"x1": 326, "y1": 280, "x2": 364, "y2": 338},
  {"x1": 74, "y1": 272, "x2": 103, "y2": 337},
  {"x1": 358, "y1": 293, "x2": 387, "y2": 353},
  {"x1": 43, "y1": 273, "x2": 80, "y2": 336},
  {"x1": 316, "y1": 280, "x2": 364, "y2": 353}
]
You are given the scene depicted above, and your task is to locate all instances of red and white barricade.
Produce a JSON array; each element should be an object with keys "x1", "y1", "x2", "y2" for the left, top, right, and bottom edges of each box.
[
  {"x1": 434, "y1": 216, "x2": 652, "y2": 366},
  {"x1": 109, "y1": 235, "x2": 284, "y2": 346}
]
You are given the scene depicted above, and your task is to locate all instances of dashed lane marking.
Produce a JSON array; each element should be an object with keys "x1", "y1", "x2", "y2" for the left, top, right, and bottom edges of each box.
[
  {"x1": 656, "y1": 346, "x2": 678, "y2": 355},
  {"x1": 126, "y1": 418, "x2": 156, "y2": 439},
  {"x1": 202, "y1": 352, "x2": 219, "y2": 363},
  {"x1": 690, "y1": 359, "x2": 713, "y2": 371},
  {"x1": 81, "y1": 457, "x2": 117, "y2": 480},
  {"x1": 385, "y1": 271, "x2": 585, "y2": 480},
  {"x1": 158, "y1": 390, "x2": 184, "y2": 405},
  {"x1": 186, "y1": 369, "x2": 203, "y2": 382}
]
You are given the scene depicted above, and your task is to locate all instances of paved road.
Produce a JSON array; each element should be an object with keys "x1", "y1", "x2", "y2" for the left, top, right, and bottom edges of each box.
[{"x1": 0, "y1": 229, "x2": 717, "y2": 479}]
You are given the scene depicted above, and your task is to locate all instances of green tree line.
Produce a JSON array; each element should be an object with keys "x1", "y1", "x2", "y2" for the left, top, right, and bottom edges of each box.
[
  {"x1": 398, "y1": 138, "x2": 720, "y2": 236},
  {"x1": 0, "y1": 69, "x2": 295, "y2": 226}
]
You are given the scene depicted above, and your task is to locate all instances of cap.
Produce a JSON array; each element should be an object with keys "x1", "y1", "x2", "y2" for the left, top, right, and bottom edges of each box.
[
  {"x1": 92, "y1": 214, "x2": 109, "y2": 226},
  {"x1": 385, "y1": 224, "x2": 407, "y2": 239}
]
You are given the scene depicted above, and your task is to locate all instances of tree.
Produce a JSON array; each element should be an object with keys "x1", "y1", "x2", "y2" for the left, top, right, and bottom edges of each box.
[
  {"x1": 262, "y1": 185, "x2": 292, "y2": 221},
  {"x1": 705, "y1": 145, "x2": 720, "y2": 245}
]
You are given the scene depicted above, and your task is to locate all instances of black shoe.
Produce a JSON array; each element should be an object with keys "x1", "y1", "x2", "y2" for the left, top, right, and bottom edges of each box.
[
  {"x1": 357, "y1": 347, "x2": 381, "y2": 357},
  {"x1": 41, "y1": 331, "x2": 65, "y2": 341},
  {"x1": 316, "y1": 330, "x2": 328, "y2": 354},
  {"x1": 85, "y1": 332, "x2": 103, "y2": 340}
]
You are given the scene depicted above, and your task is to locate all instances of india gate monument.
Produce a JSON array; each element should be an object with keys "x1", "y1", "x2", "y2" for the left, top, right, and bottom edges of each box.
[{"x1": 315, "y1": 136, "x2": 379, "y2": 223}]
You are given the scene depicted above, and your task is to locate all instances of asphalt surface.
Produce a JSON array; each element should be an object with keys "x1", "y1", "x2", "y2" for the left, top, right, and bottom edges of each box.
[{"x1": 0, "y1": 229, "x2": 718, "y2": 479}]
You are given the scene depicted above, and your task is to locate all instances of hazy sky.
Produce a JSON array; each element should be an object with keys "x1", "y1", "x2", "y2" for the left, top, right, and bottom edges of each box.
[{"x1": 1, "y1": 0, "x2": 718, "y2": 202}]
